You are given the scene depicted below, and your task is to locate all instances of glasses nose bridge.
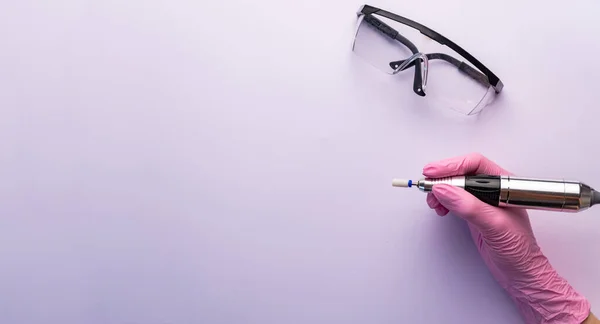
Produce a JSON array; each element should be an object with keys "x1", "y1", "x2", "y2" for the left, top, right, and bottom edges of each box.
[{"x1": 393, "y1": 52, "x2": 429, "y2": 92}]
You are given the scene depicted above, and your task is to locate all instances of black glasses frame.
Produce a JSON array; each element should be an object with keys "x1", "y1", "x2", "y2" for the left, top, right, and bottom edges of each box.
[{"x1": 357, "y1": 5, "x2": 503, "y2": 97}]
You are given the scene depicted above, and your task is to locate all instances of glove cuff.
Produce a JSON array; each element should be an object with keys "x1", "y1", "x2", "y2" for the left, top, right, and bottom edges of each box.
[{"x1": 509, "y1": 270, "x2": 590, "y2": 324}]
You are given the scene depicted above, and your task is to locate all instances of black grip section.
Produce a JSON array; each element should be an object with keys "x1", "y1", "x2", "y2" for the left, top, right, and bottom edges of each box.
[
  {"x1": 364, "y1": 14, "x2": 398, "y2": 40},
  {"x1": 464, "y1": 175, "x2": 501, "y2": 207},
  {"x1": 592, "y1": 190, "x2": 600, "y2": 207}
]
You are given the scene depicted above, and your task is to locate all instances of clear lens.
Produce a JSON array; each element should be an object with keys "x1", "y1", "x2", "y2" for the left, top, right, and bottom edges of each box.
[
  {"x1": 425, "y1": 59, "x2": 493, "y2": 115},
  {"x1": 352, "y1": 14, "x2": 414, "y2": 74},
  {"x1": 352, "y1": 13, "x2": 496, "y2": 115}
]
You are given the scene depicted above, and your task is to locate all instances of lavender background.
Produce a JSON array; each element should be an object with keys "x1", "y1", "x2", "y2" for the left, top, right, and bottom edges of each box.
[{"x1": 1, "y1": 0, "x2": 599, "y2": 323}]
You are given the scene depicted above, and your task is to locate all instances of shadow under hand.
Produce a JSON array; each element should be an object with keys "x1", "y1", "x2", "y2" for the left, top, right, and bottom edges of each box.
[{"x1": 416, "y1": 212, "x2": 524, "y2": 323}]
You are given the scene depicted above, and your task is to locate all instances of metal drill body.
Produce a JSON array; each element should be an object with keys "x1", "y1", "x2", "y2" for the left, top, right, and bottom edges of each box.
[
  {"x1": 415, "y1": 175, "x2": 596, "y2": 212},
  {"x1": 498, "y1": 176, "x2": 593, "y2": 212}
]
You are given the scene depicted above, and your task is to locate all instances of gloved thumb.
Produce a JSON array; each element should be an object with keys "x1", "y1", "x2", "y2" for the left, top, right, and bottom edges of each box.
[{"x1": 432, "y1": 184, "x2": 498, "y2": 227}]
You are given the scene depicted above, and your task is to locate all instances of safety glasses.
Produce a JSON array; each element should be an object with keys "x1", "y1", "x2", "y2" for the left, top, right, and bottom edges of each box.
[{"x1": 353, "y1": 5, "x2": 504, "y2": 115}]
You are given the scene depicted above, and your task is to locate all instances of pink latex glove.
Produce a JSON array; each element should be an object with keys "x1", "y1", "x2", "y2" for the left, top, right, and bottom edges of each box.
[{"x1": 424, "y1": 153, "x2": 591, "y2": 324}]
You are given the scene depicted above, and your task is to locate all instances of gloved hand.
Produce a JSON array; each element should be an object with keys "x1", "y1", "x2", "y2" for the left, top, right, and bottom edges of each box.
[{"x1": 423, "y1": 153, "x2": 591, "y2": 324}]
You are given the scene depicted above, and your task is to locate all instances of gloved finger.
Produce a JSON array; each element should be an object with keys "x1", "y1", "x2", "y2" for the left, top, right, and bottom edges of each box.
[
  {"x1": 435, "y1": 205, "x2": 449, "y2": 216},
  {"x1": 427, "y1": 193, "x2": 449, "y2": 216},
  {"x1": 422, "y1": 152, "x2": 511, "y2": 178},
  {"x1": 426, "y1": 193, "x2": 441, "y2": 209},
  {"x1": 432, "y1": 184, "x2": 497, "y2": 227}
]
